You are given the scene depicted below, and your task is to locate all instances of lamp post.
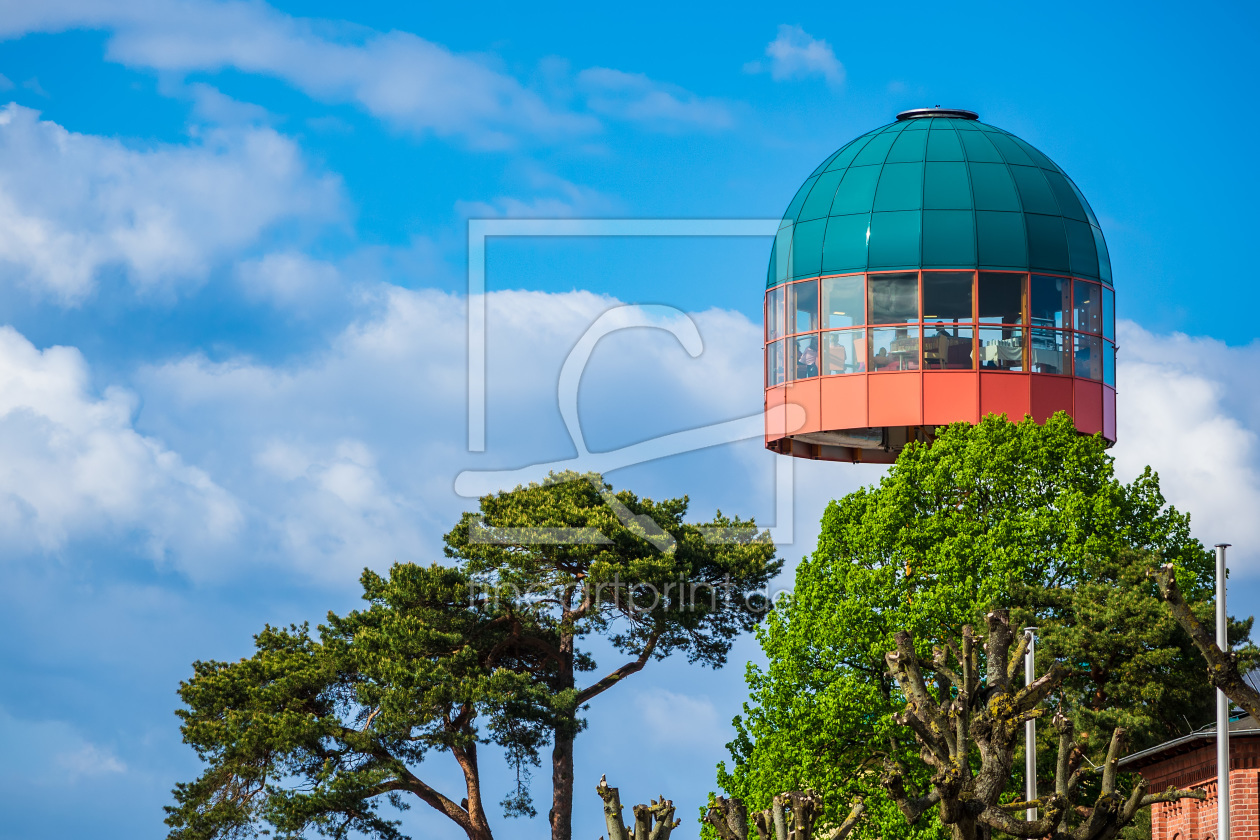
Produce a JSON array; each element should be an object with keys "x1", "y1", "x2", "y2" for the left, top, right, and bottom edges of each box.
[
  {"x1": 1024, "y1": 627, "x2": 1037, "y2": 822},
  {"x1": 1217, "y1": 543, "x2": 1232, "y2": 840}
]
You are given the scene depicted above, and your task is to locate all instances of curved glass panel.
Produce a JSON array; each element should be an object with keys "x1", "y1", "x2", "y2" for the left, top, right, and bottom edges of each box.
[
  {"x1": 1102, "y1": 286, "x2": 1115, "y2": 341},
  {"x1": 788, "y1": 280, "x2": 819, "y2": 335},
  {"x1": 1103, "y1": 340, "x2": 1116, "y2": 387},
  {"x1": 924, "y1": 326, "x2": 975, "y2": 370},
  {"x1": 922, "y1": 271, "x2": 974, "y2": 323},
  {"x1": 979, "y1": 326, "x2": 1025, "y2": 371},
  {"x1": 766, "y1": 340, "x2": 785, "y2": 387},
  {"x1": 868, "y1": 272, "x2": 919, "y2": 324},
  {"x1": 1073, "y1": 280, "x2": 1102, "y2": 334},
  {"x1": 766, "y1": 286, "x2": 785, "y2": 342},
  {"x1": 869, "y1": 327, "x2": 920, "y2": 371},
  {"x1": 1030, "y1": 328, "x2": 1071, "y2": 375},
  {"x1": 1030, "y1": 274, "x2": 1070, "y2": 329},
  {"x1": 978, "y1": 272, "x2": 1026, "y2": 325},
  {"x1": 822, "y1": 275, "x2": 864, "y2": 328},
  {"x1": 789, "y1": 334, "x2": 819, "y2": 380},
  {"x1": 1074, "y1": 333, "x2": 1103, "y2": 381},
  {"x1": 823, "y1": 329, "x2": 865, "y2": 375}
]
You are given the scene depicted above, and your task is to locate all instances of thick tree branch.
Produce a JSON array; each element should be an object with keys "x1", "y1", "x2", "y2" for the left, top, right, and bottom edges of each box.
[
  {"x1": 1152, "y1": 564, "x2": 1260, "y2": 720},
  {"x1": 575, "y1": 635, "x2": 660, "y2": 706}
]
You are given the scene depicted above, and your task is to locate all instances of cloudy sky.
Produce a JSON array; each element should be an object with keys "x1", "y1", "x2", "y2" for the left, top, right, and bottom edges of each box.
[{"x1": 0, "y1": 1, "x2": 1257, "y2": 838}]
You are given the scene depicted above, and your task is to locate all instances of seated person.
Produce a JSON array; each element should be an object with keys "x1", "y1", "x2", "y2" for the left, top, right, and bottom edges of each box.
[{"x1": 824, "y1": 338, "x2": 847, "y2": 375}]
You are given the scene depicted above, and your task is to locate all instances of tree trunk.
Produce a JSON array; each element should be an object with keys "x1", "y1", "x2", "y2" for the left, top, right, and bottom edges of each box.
[{"x1": 551, "y1": 631, "x2": 576, "y2": 840}]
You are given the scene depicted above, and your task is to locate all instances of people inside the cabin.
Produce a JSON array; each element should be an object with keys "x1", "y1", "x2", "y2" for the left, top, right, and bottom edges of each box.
[{"x1": 796, "y1": 342, "x2": 818, "y2": 378}]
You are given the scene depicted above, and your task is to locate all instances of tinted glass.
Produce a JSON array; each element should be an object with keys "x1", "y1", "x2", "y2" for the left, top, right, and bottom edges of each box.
[
  {"x1": 978, "y1": 272, "x2": 1025, "y2": 324},
  {"x1": 922, "y1": 272, "x2": 973, "y2": 323},
  {"x1": 869, "y1": 327, "x2": 920, "y2": 371},
  {"x1": 1074, "y1": 333, "x2": 1103, "y2": 381},
  {"x1": 923, "y1": 326, "x2": 974, "y2": 370},
  {"x1": 868, "y1": 272, "x2": 919, "y2": 324},
  {"x1": 1104, "y1": 341, "x2": 1116, "y2": 387},
  {"x1": 1030, "y1": 275, "x2": 1070, "y2": 329},
  {"x1": 1102, "y1": 286, "x2": 1115, "y2": 341},
  {"x1": 823, "y1": 329, "x2": 864, "y2": 375},
  {"x1": 1074, "y1": 280, "x2": 1102, "y2": 334},
  {"x1": 766, "y1": 340, "x2": 785, "y2": 387},
  {"x1": 790, "y1": 334, "x2": 820, "y2": 381},
  {"x1": 979, "y1": 326, "x2": 1025, "y2": 372},
  {"x1": 788, "y1": 280, "x2": 818, "y2": 335},
  {"x1": 1030, "y1": 328, "x2": 1071, "y2": 375},
  {"x1": 823, "y1": 275, "x2": 864, "y2": 328},
  {"x1": 766, "y1": 287, "x2": 785, "y2": 341}
]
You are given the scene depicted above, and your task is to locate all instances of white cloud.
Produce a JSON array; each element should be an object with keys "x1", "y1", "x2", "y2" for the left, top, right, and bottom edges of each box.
[
  {"x1": 576, "y1": 68, "x2": 734, "y2": 131},
  {"x1": 1, "y1": 0, "x2": 597, "y2": 148},
  {"x1": 746, "y1": 24, "x2": 844, "y2": 86},
  {"x1": 0, "y1": 103, "x2": 340, "y2": 302},
  {"x1": 1111, "y1": 321, "x2": 1260, "y2": 574},
  {"x1": 236, "y1": 251, "x2": 342, "y2": 315},
  {"x1": 455, "y1": 168, "x2": 617, "y2": 219},
  {"x1": 0, "y1": 706, "x2": 127, "y2": 783},
  {"x1": 0, "y1": 326, "x2": 242, "y2": 565},
  {"x1": 633, "y1": 688, "x2": 724, "y2": 748}
]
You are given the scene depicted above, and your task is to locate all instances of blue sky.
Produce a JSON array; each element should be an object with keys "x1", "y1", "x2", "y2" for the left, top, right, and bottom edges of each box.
[{"x1": 0, "y1": 2, "x2": 1258, "y2": 838}]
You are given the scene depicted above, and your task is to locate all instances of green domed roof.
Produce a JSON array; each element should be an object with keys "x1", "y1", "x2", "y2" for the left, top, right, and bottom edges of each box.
[{"x1": 768, "y1": 113, "x2": 1111, "y2": 288}]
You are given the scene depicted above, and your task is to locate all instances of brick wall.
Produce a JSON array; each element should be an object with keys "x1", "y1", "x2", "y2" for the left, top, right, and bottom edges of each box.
[{"x1": 1140, "y1": 739, "x2": 1260, "y2": 840}]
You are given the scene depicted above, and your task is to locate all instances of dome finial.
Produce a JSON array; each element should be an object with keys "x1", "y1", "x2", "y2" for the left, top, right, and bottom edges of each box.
[{"x1": 896, "y1": 107, "x2": 978, "y2": 120}]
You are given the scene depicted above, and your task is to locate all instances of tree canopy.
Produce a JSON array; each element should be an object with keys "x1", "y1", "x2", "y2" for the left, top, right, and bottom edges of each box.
[
  {"x1": 167, "y1": 471, "x2": 781, "y2": 840},
  {"x1": 718, "y1": 413, "x2": 1253, "y2": 840}
]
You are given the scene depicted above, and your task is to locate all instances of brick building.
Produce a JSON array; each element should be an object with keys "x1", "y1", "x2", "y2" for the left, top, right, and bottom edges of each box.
[{"x1": 1118, "y1": 717, "x2": 1260, "y2": 840}]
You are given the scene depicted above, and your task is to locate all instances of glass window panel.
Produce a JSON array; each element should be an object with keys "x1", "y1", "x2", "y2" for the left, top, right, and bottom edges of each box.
[
  {"x1": 922, "y1": 210, "x2": 976, "y2": 267},
  {"x1": 766, "y1": 340, "x2": 785, "y2": 387},
  {"x1": 969, "y1": 163, "x2": 1021, "y2": 211},
  {"x1": 868, "y1": 272, "x2": 919, "y2": 324},
  {"x1": 822, "y1": 214, "x2": 870, "y2": 273},
  {"x1": 1064, "y1": 219, "x2": 1100, "y2": 280},
  {"x1": 979, "y1": 326, "x2": 1025, "y2": 371},
  {"x1": 852, "y1": 131, "x2": 900, "y2": 166},
  {"x1": 1030, "y1": 275, "x2": 1070, "y2": 328},
  {"x1": 960, "y1": 130, "x2": 1002, "y2": 162},
  {"x1": 823, "y1": 275, "x2": 864, "y2": 328},
  {"x1": 926, "y1": 127, "x2": 964, "y2": 161},
  {"x1": 868, "y1": 326, "x2": 920, "y2": 372},
  {"x1": 923, "y1": 326, "x2": 975, "y2": 370},
  {"x1": 781, "y1": 175, "x2": 818, "y2": 225},
  {"x1": 825, "y1": 135, "x2": 875, "y2": 172},
  {"x1": 922, "y1": 272, "x2": 973, "y2": 323},
  {"x1": 867, "y1": 211, "x2": 921, "y2": 268},
  {"x1": 798, "y1": 170, "x2": 845, "y2": 222},
  {"x1": 1030, "y1": 328, "x2": 1071, "y2": 375},
  {"x1": 789, "y1": 334, "x2": 820, "y2": 381},
  {"x1": 985, "y1": 132, "x2": 1035, "y2": 166},
  {"x1": 769, "y1": 225, "x2": 792, "y2": 286},
  {"x1": 1026, "y1": 214, "x2": 1071, "y2": 273},
  {"x1": 1010, "y1": 165, "x2": 1060, "y2": 215},
  {"x1": 924, "y1": 162, "x2": 972, "y2": 210},
  {"x1": 1102, "y1": 286, "x2": 1115, "y2": 341},
  {"x1": 1104, "y1": 340, "x2": 1116, "y2": 387},
  {"x1": 886, "y1": 129, "x2": 928, "y2": 163},
  {"x1": 1074, "y1": 333, "x2": 1103, "y2": 381},
  {"x1": 830, "y1": 166, "x2": 882, "y2": 215},
  {"x1": 766, "y1": 287, "x2": 785, "y2": 341},
  {"x1": 976, "y1": 211, "x2": 1029, "y2": 268},
  {"x1": 978, "y1": 272, "x2": 1025, "y2": 325},
  {"x1": 1073, "y1": 280, "x2": 1102, "y2": 334},
  {"x1": 1042, "y1": 170, "x2": 1088, "y2": 222},
  {"x1": 788, "y1": 280, "x2": 819, "y2": 335},
  {"x1": 789, "y1": 218, "x2": 826, "y2": 279},
  {"x1": 873, "y1": 162, "x2": 924, "y2": 212},
  {"x1": 1093, "y1": 226, "x2": 1112, "y2": 284},
  {"x1": 823, "y1": 329, "x2": 865, "y2": 375}
]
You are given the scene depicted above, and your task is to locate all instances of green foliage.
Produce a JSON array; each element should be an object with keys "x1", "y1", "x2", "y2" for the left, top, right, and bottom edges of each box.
[
  {"x1": 165, "y1": 563, "x2": 557, "y2": 839},
  {"x1": 716, "y1": 413, "x2": 1251, "y2": 840}
]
